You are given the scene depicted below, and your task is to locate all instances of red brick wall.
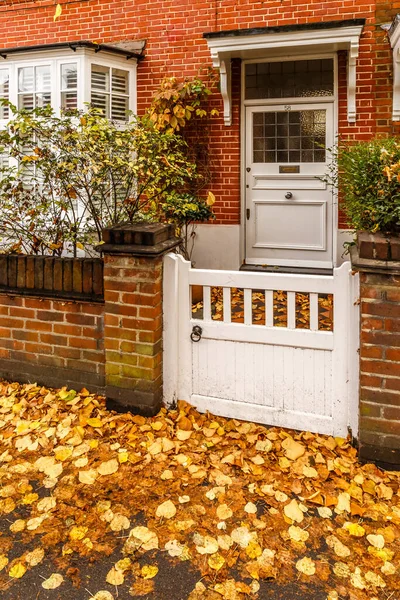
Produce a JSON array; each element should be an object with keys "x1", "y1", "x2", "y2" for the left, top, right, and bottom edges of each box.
[
  {"x1": 359, "y1": 271, "x2": 400, "y2": 466},
  {"x1": 0, "y1": 294, "x2": 105, "y2": 392},
  {"x1": 0, "y1": 0, "x2": 398, "y2": 226}
]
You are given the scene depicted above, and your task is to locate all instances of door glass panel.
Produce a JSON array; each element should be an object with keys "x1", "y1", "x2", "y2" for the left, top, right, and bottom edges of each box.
[
  {"x1": 245, "y1": 59, "x2": 334, "y2": 100},
  {"x1": 252, "y1": 110, "x2": 326, "y2": 163}
]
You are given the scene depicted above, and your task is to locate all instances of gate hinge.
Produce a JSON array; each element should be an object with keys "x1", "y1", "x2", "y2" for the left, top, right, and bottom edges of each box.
[{"x1": 246, "y1": 208, "x2": 250, "y2": 220}]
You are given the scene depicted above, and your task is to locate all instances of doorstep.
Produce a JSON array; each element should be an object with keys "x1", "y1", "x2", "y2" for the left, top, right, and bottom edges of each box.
[{"x1": 240, "y1": 264, "x2": 334, "y2": 276}]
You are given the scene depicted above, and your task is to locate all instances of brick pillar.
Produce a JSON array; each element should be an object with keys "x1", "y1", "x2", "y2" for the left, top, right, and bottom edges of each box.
[
  {"x1": 97, "y1": 223, "x2": 179, "y2": 416},
  {"x1": 351, "y1": 238, "x2": 400, "y2": 468}
]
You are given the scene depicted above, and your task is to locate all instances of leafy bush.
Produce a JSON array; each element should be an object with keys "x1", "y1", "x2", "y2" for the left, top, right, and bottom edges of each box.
[
  {"x1": 0, "y1": 103, "x2": 200, "y2": 255},
  {"x1": 327, "y1": 138, "x2": 400, "y2": 235},
  {"x1": 160, "y1": 191, "x2": 215, "y2": 261}
]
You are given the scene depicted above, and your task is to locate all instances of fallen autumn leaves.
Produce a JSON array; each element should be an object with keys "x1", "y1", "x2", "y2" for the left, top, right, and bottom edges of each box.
[{"x1": 0, "y1": 381, "x2": 399, "y2": 599}]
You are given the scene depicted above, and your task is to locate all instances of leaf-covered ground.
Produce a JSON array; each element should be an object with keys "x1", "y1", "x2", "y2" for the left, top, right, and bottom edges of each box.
[
  {"x1": 0, "y1": 381, "x2": 399, "y2": 600},
  {"x1": 192, "y1": 288, "x2": 334, "y2": 331}
]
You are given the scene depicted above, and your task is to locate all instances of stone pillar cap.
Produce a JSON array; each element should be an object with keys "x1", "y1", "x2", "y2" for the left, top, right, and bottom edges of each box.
[{"x1": 96, "y1": 222, "x2": 181, "y2": 256}]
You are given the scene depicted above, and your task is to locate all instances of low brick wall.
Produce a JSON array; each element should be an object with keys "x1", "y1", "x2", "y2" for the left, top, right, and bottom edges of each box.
[
  {"x1": 0, "y1": 255, "x2": 105, "y2": 392},
  {"x1": 0, "y1": 294, "x2": 105, "y2": 393},
  {"x1": 0, "y1": 225, "x2": 179, "y2": 415},
  {"x1": 359, "y1": 271, "x2": 400, "y2": 466}
]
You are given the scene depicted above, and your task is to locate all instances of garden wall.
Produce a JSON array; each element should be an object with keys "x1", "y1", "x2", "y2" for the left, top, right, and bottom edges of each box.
[
  {"x1": 0, "y1": 224, "x2": 176, "y2": 415},
  {"x1": 0, "y1": 256, "x2": 105, "y2": 393}
]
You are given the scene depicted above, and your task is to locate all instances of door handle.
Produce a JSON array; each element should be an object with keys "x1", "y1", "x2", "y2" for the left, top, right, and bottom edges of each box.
[{"x1": 285, "y1": 192, "x2": 293, "y2": 199}]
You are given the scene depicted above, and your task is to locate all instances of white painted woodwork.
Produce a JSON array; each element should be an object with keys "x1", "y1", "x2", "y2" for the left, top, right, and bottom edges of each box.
[
  {"x1": 245, "y1": 103, "x2": 334, "y2": 268},
  {"x1": 163, "y1": 254, "x2": 359, "y2": 437},
  {"x1": 205, "y1": 23, "x2": 363, "y2": 125}
]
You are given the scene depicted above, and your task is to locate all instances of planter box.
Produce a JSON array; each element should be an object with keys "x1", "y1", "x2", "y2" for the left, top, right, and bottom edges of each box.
[{"x1": 357, "y1": 231, "x2": 400, "y2": 261}]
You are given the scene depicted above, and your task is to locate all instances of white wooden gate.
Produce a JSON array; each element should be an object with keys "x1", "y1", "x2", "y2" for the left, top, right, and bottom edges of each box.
[{"x1": 163, "y1": 254, "x2": 359, "y2": 437}]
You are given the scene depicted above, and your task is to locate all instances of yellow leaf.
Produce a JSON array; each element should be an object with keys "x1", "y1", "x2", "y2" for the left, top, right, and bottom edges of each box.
[
  {"x1": 79, "y1": 469, "x2": 97, "y2": 485},
  {"x1": 97, "y1": 459, "x2": 119, "y2": 476},
  {"x1": 302, "y1": 466, "x2": 318, "y2": 478},
  {"x1": 161, "y1": 469, "x2": 173, "y2": 480},
  {"x1": 284, "y1": 499, "x2": 304, "y2": 523},
  {"x1": 216, "y1": 503, "x2": 233, "y2": 520},
  {"x1": 106, "y1": 567, "x2": 124, "y2": 586},
  {"x1": 288, "y1": 526, "x2": 309, "y2": 543},
  {"x1": 343, "y1": 522, "x2": 365, "y2": 537},
  {"x1": 87, "y1": 417, "x2": 103, "y2": 428},
  {"x1": 368, "y1": 546, "x2": 394, "y2": 561},
  {"x1": 0, "y1": 555, "x2": 8, "y2": 572},
  {"x1": 124, "y1": 527, "x2": 159, "y2": 553},
  {"x1": 365, "y1": 571, "x2": 386, "y2": 588},
  {"x1": 208, "y1": 553, "x2": 225, "y2": 571},
  {"x1": 367, "y1": 534, "x2": 385, "y2": 549},
  {"x1": 295, "y1": 557, "x2": 315, "y2": 576},
  {"x1": 110, "y1": 514, "x2": 130, "y2": 532},
  {"x1": 281, "y1": 437, "x2": 305, "y2": 460},
  {"x1": 53, "y1": 3, "x2": 62, "y2": 22},
  {"x1": 69, "y1": 526, "x2": 88, "y2": 541},
  {"x1": 335, "y1": 492, "x2": 351, "y2": 514},
  {"x1": 118, "y1": 452, "x2": 129, "y2": 464},
  {"x1": 42, "y1": 573, "x2": 64, "y2": 589},
  {"x1": 206, "y1": 191, "x2": 216, "y2": 206},
  {"x1": 350, "y1": 567, "x2": 366, "y2": 590},
  {"x1": 9, "y1": 563, "x2": 26, "y2": 579},
  {"x1": 25, "y1": 548, "x2": 45, "y2": 566},
  {"x1": 333, "y1": 562, "x2": 350, "y2": 578},
  {"x1": 381, "y1": 562, "x2": 396, "y2": 575},
  {"x1": 37, "y1": 497, "x2": 56, "y2": 513},
  {"x1": 244, "y1": 501, "x2": 257, "y2": 514},
  {"x1": 246, "y1": 541, "x2": 262, "y2": 559},
  {"x1": 317, "y1": 507, "x2": 332, "y2": 519},
  {"x1": 155, "y1": 500, "x2": 176, "y2": 520},
  {"x1": 195, "y1": 535, "x2": 219, "y2": 555},
  {"x1": 115, "y1": 558, "x2": 131, "y2": 572},
  {"x1": 91, "y1": 593, "x2": 114, "y2": 600},
  {"x1": 22, "y1": 493, "x2": 39, "y2": 505},
  {"x1": 326, "y1": 535, "x2": 350, "y2": 558},
  {"x1": 141, "y1": 565, "x2": 159, "y2": 579},
  {"x1": 55, "y1": 447, "x2": 73, "y2": 462},
  {"x1": 176, "y1": 429, "x2": 192, "y2": 441}
]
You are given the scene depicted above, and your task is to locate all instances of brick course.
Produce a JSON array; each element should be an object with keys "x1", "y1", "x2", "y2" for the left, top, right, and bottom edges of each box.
[{"x1": 0, "y1": 294, "x2": 105, "y2": 392}]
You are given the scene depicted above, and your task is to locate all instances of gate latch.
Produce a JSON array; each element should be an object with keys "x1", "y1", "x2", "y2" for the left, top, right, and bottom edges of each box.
[{"x1": 190, "y1": 325, "x2": 202, "y2": 342}]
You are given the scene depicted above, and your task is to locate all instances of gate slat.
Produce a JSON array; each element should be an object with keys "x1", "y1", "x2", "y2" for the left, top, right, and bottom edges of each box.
[
  {"x1": 287, "y1": 291, "x2": 296, "y2": 329},
  {"x1": 203, "y1": 286, "x2": 212, "y2": 321},
  {"x1": 310, "y1": 293, "x2": 319, "y2": 331},
  {"x1": 244, "y1": 288, "x2": 252, "y2": 325},
  {"x1": 265, "y1": 290, "x2": 274, "y2": 327},
  {"x1": 223, "y1": 287, "x2": 231, "y2": 323}
]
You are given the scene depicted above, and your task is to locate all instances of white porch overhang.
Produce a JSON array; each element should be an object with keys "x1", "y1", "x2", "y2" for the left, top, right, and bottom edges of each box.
[
  {"x1": 389, "y1": 15, "x2": 400, "y2": 120},
  {"x1": 203, "y1": 19, "x2": 365, "y2": 126}
]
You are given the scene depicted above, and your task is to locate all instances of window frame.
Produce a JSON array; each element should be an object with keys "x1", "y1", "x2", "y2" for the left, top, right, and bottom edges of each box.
[
  {"x1": 0, "y1": 47, "x2": 137, "y2": 119},
  {"x1": 0, "y1": 47, "x2": 138, "y2": 174}
]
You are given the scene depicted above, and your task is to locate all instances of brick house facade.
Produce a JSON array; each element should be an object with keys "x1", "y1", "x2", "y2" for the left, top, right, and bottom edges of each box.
[{"x1": 0, "y1": 0, "x2": 399, "y2": 271}]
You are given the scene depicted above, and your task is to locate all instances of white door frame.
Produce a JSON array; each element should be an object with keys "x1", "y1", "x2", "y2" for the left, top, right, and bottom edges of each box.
[{"x1": 239, "y1": 53, "x2": 339, "y2": 268}]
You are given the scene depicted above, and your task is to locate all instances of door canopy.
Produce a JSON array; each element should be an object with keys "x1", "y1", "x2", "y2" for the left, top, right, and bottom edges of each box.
[{"x1": 203, "y1": 19, "x2": 365, "y2": 126}]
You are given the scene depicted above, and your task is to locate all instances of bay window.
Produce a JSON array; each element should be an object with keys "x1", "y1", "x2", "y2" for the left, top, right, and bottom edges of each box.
[{"x1": 0, "y1": 41, "x2": 138, "y2": 120}]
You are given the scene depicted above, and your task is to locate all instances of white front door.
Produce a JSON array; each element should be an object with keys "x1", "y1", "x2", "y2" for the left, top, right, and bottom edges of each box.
[{"x1": 245, "y1": 102, "x2": 334, "y2": 269}]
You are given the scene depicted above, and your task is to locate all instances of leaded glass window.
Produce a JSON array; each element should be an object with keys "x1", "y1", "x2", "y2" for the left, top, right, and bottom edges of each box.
[{"x1": 245, "y1": 59, "x2": 334, "y2": 100}]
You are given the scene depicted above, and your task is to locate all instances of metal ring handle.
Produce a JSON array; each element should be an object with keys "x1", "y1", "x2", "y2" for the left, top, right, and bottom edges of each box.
[{"x1": 190, "y1": 325, "x2": 203, "y2": 342}]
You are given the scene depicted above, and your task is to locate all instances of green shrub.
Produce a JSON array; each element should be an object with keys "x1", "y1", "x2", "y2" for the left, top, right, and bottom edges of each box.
[
  {"x1": 160, "y1": 191, "x2": 215, "y2": 261},
  {"x1": 328, "y1": 138, "x2": 400, "y2": 235}
]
